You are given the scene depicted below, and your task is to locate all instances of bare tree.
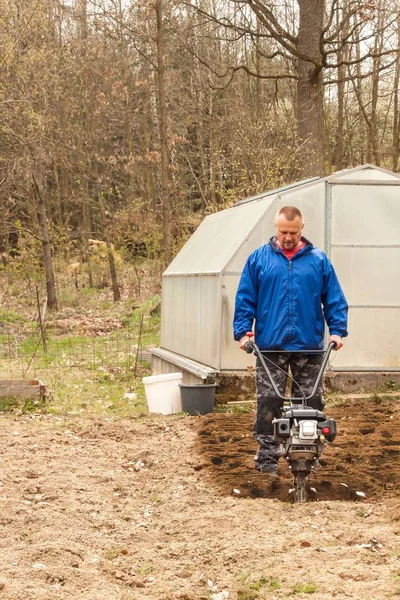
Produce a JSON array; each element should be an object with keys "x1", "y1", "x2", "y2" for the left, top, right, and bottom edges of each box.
[
  {"x1": 392, "y1": 13, "x2": 400, "y2": 171},
  {"x1": 155, "y1": 0, "x2": 172, "y2": 265},
  {"x1": 32, "y1": 168, "x2": 57, "y2": 310},
  {"x1": 0, "y1": 0, "x2": 400, "y2": 282},
  {"x1": 185, "y1": 1, "x2": 400, "y2": 177}
]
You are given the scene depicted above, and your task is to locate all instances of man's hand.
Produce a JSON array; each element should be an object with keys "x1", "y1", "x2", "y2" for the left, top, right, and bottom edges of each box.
[
  {"x1": 239, "y1": 335, "x2": 250, "y2": 351},
  {"x1": 329, "y1": 334, "x2": 343, "y2": 350}
]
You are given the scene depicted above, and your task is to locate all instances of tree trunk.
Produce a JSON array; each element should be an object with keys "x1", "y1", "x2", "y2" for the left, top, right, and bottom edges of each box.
[
  {"x1": 208, "y1": 89, "x2": 217, "y2": 209},
  {"x1": 369, "y1": 8, "x2": 384, "y2": 167},
  {"x1": 76, "y1": 0, "x2": 94, "y2": 288},
  {"x1": 352, "y1": 9, "x2": 383, "y2": 166},
  {"x1": 107, "y1": 242, "x2": 121, "y2": 302},
  {"x1": 82, "y1": 195, "x2": 94, "y2": 288},
  {"x1": 336, "y1": 2, "x2": 349, "y2": 170},
  {"x1": 192, "y1": 16, "x2": 208, "y2": 213},
  {"x1": 92, "y1": 174, "x2": 121, "y2": 301},
  {"x1": 155, "y1": 0, "x2": 172, "y2": 266},
  {"x1": 296, "y1": 0, "x2": 325, "y2": 177},
  {"x1": 353, "y1": 19, "x2": 367, "y2": 164},
  {"x1": 255, "y1": 17, "x2": 263, "y2": 115},
  {"x1": 33, "y1": 175, "x2": 57, "y2": 310}
]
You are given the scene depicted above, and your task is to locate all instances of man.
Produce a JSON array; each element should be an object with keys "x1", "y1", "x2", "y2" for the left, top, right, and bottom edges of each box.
[{"x1": 233, "y1": 206, "x2": 348, "y2": 475}]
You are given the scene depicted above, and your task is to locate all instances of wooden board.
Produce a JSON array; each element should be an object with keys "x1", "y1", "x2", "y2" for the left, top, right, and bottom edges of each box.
[{"x1": 0, "y1": 380, "x2": 46, "y2": 399}]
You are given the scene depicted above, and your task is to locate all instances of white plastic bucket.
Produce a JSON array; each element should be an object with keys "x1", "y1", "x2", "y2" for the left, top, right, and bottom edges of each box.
[{"x1": 142, "y1": 372, "x2": 183, "y2": 414}]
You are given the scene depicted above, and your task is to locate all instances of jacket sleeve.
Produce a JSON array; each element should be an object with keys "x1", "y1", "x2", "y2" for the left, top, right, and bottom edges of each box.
[
  {"x1": 321, "y1": 256, "x2": 349, "y2": 338},
  {"x1": 233, "y1": 254, "x2": 259, "y2": 341}
]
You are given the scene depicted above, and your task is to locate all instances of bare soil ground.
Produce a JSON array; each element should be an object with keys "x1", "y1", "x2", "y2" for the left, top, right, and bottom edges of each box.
[{"x1": 1, "y1": 396, "x2": 400, "y2": 600}]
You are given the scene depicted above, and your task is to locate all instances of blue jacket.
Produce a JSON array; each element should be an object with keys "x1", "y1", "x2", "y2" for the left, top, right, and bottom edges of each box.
[{"x1": 233, "y1": 237, "x2": 348, "y2": 351}]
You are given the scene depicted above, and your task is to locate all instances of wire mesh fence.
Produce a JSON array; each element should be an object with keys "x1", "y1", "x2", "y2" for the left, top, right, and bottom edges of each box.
[{"x1": 0, "y1": 330, "x2": 151, "y2": 380}]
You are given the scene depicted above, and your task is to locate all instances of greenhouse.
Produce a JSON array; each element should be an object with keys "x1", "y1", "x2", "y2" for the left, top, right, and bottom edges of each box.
[{"x1": 151, "y1": 164, "x2": 400, "y2": 379}]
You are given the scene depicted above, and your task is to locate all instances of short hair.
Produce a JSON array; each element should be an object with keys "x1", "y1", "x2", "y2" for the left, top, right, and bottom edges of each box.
[{"x1": 275, "y1": 206, "x2": 304, "y2": 223}]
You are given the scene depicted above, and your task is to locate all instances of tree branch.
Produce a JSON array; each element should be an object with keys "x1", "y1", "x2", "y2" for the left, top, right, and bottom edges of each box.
[
  {"x1": 186, "y1": 44, "x2": 297, "y2": 87},
  {"x1": 327, "y1": 47, "x2": 399, "y2": 69},
  {"x1": 323, "y1": 58, "x2": 397, "y2": 85},
  {"x1": 236, "y1": 0, "x2": 298, "y2": 45},
  {"x1": 322, "y1": 0, "x2": 339, "y2": 37},
  {"x1": 323, "y1": 6, "x2": 358, "y2": 44}
]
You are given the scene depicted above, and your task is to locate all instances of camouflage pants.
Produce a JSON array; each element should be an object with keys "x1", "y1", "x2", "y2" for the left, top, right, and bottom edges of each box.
[{"x1": 254, "y1": 353, "x2": 324, "y2": 471}]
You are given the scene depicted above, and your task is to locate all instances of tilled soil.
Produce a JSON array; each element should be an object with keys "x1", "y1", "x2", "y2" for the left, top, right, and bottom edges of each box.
[
  {"x1": 0, "y1": 396, "x2": 400, "y2": 600},
  {"x1": 196, "y1": 396, "x2": 400, "y2": 503}
]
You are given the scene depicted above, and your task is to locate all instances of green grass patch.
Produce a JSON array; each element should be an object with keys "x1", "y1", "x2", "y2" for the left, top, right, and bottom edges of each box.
[
  {"x1": 325, "y1": 393, "x2": 347, "y2": 407},
  {"x1": 43, "y1": 367, "x2": 150, "y2": 416},
  {"x1": 139, "y1": 314, "x2": 160, "y2": 348},
  {"x1": 19, "y1": 334, "x2": 100, "y2": 368},
  {"x1": 0, "y1": 309, "x2": 25, "y2": 324},
  {"x1": 0, "y1": 279, "x2": 162, "y2": 418},
  {"x1": 291, "y1": 581, "x2": 318, "y2": 594},
  {"x1": 237, "y1": 574, "x2": 279, "y2": 600},
  {"x1": 0, "y1": 333, "x2": 16, "y2": 344},
  {"x1": 15, "y1": 331, "x2": 152, "y2": 372},
  {"x1": 384, "y1": 380, "x2": 399, "y2": 392},
  {"x1": 268, "y1": 579, "x2": 281, "y2": 590},
  {"x1": 0, "y1": 330, "x2": 156, "y2": 417},
  {"x1": 0, "y1": 395, "x2": 46, "y2": 413},
  {"x1": 122, "y1": 295, "x2": 160, "y2": 324}
]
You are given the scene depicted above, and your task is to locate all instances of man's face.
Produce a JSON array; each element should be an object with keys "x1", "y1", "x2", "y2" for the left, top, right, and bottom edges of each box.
[{"x1": 274, "y1": 215, "x2": 304, "y2": 250}]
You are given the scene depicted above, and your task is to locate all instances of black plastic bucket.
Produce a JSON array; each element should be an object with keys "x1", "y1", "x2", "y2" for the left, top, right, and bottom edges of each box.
[{"x1": 179, "y1": 383, "x2": 216, "y2": 415}]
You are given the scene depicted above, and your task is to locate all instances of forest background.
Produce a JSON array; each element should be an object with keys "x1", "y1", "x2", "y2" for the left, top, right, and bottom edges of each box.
[
  {"x1": 1, "y1": 6, "x2": 400, "y2": 599},
  {"x1": 0, "y1": 1, "x2": 400, "y2": 404}
]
